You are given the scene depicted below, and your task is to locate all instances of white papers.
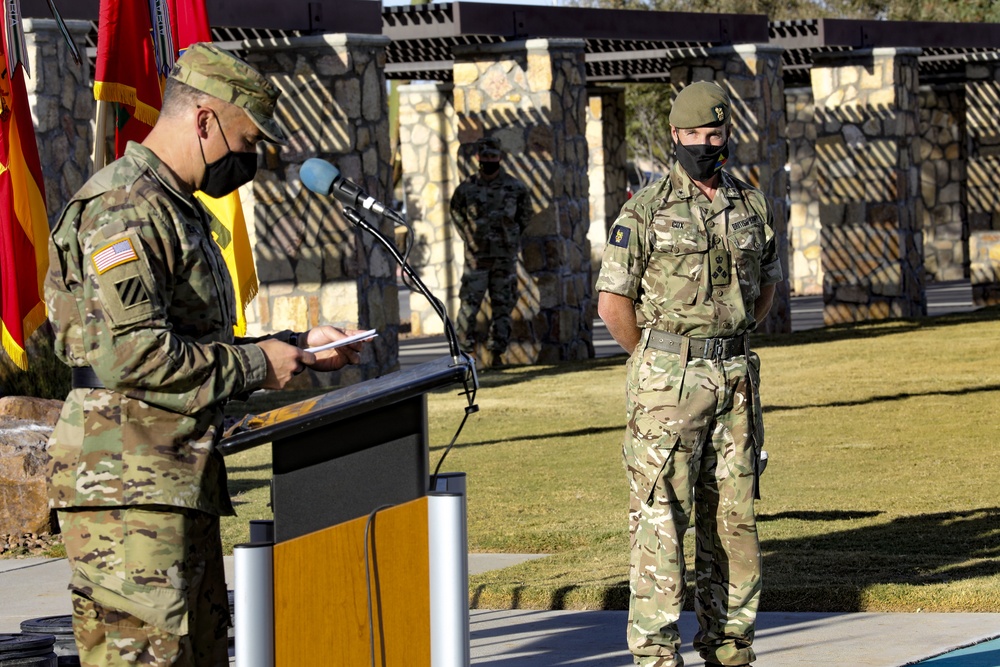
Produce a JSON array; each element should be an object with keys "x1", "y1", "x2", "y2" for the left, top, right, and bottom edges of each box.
[{"x1": 305, "y1": 329, "x2": 377, "y2": 353}]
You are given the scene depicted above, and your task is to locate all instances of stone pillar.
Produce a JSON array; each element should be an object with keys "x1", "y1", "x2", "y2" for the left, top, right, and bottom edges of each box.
[
  {"x1": 241, "y1": 35, "x2": 397, "y2": 386},
  {"x1": 785, "y1": 86, "x2": 822, "y2": 296},
  {"x1": 398, "y1": 82, "x2": 461, "y2": 336},
  {"x1": 812, "y1": 48, "x2": 926, "y2": 325},
  {"x1": 965, "y1": 60, "x2": 1000, "y2": 303},
  {"x1": 452, "y1": 39, "x2": 593, "y2": 364},
  {"x1": 671, "y1": 45, "x2": 791, "y2": 333},
  {"x1": 586, "y1": 86, "x2": 628, "y2": 292},
  {"x1": 917, "y1": 84, "x2": 966, "y2": 283},
  {"x1": 23, "y1": 19, "x2": 94, "y2": 228},
  {"x1": 969, "y1": 231, "x2": 1000, "y2": 306}
]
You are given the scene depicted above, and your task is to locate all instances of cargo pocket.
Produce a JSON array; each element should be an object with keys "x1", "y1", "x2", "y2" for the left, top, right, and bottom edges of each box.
[
  {"x1": 633, "y1": 347, "x2": 687, "y2": 409},
  {"x1": 648, "y1": 220, "x2": 709, "y2": 305},
  {"x1": 624, "y1": 414, "x2": 680, "y2": 507}
]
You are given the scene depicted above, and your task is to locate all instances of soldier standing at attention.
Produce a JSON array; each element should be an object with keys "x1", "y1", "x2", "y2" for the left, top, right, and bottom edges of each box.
[
  {"x1": 45, "y1": 43, "x2": 366, "y2": 666},
  {"x1": 597, "y1": 81, "x2": 782, "y2": 667},
  {"x1": 449, "y1": 136, "x2": 531, "y2": 367}
]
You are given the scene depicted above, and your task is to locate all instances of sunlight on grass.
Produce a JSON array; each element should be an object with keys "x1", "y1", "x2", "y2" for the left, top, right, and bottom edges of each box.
[{"x1": 219, "y1": 307, "x2": 1000, "y2": 612}]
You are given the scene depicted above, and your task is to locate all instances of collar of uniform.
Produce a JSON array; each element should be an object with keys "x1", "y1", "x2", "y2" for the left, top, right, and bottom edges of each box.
[
  {"x1": 474, "y1": 168, "x2": 506, "y2": 186},
  {"x1": 123, "y1": 141, "x2": 201, "y2": 213},
  {"x1": 712, "y1": 171, "x2": 740, "y2": 213},
  {"x1": 669, "y1": 161, "x2": 734, "y2": 203}
]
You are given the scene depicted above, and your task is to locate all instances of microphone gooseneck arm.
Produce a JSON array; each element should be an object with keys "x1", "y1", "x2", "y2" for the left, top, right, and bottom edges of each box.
[{"x1": 341, "y1": 206, "x2": 464, "y2": 362}]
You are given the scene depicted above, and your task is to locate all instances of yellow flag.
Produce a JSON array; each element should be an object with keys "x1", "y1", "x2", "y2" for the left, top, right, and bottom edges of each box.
[{"x1": 196, "y1": 190, "x2": 258, "y2": 337}]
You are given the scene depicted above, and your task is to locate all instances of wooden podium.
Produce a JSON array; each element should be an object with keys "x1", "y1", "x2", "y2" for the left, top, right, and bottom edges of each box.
[{"x1": 220, "y1": 356, "x2": 474, "y2": 666}]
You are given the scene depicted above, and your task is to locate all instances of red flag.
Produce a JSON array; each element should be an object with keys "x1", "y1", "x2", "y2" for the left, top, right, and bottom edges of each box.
[
  {"x1": 0, "y1": 33, "x2": 49, "y2": 370},
  {"x1": 167, "y1": 0, "x2": 210, "y2": 48},
  {"x1": 94, "y1": 0, "x2": 162, "y2": 158}
]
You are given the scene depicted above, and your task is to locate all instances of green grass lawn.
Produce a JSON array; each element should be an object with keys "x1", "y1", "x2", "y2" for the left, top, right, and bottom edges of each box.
[{"x1": 221, "y1": 306, "x2": 1000, "y2": 613}]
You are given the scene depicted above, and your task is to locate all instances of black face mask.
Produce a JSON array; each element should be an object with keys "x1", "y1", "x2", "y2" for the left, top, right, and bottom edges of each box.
[
  {"x1": 480, "y1": 161, "x2": 501, "y2": 176},
  {"x1": 675, "y1": 141, "x2": 729, "y2": 182},
  {"x1": 198, "y1": 111, "x2": 258, "y2": 198}
]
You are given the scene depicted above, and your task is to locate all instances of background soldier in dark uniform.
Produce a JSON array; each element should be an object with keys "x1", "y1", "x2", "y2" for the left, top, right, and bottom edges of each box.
[
  {"x1": 45, "y1": 43, "x2": 366, "y2": 666},
  {"x1": 597, "y1": 81, "x2": 782, "y2": 667},
  {"x1": 450, "y1": 137, "x2": 531, "y2": 367}
]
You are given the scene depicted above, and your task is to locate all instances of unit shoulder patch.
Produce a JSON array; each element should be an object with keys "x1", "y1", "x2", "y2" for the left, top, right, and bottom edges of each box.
[{"x1": 609, "y1": 225, "x2": 631, "y2": 248}]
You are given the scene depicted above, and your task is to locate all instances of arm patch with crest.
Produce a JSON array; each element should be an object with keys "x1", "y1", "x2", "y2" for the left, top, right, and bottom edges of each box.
[{"x1": 609, "y1": 224, "x2": 631, "y2": 248}]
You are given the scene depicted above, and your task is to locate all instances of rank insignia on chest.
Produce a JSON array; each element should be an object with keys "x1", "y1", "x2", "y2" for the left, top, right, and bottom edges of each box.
[
  {"x1": 610, "y1": 224, "x2": 630, "y2": 248},
  {"x1": 710, "y1": 248, "x2": 731, "y2": 286}
]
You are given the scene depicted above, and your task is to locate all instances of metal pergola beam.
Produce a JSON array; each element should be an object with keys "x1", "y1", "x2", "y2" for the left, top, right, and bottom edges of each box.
[
  {"x1": 21, "y1": 0, "x2": 381, "y2": 33},
  {"x1": 384, "y1": 2, "x2": 769, "y2": 44},
  {"x1": 774, "y1": 17, "x2": 1000, "y2": 51}
]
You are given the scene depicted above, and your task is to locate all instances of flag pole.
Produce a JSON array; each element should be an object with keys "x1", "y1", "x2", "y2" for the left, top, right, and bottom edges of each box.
[{"x1": 93, "y1": 99, "x2": 109, "y2": 173}]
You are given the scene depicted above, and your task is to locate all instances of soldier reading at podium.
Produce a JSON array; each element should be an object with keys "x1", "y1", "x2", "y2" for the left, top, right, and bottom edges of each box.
[{"x1": 45, "y1": 43, "x2": 368, "y2": 667}]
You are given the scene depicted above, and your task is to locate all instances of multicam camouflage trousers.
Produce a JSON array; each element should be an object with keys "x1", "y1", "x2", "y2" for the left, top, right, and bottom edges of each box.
[
  {"x1": 456, "y1": 257, "x2": 518, "y2": 355},
  {"x1": 623, "y1": 335, "x2": 763, "y2": 667},
  {"x1": 58, "y1": 506, "x2": 230, "y2": 666}
]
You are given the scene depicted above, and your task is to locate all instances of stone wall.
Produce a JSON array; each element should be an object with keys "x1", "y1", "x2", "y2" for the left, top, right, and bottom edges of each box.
[
  {"x1": 398, "y1": 83, "x2": 462, "y2": 336},
  {"x1": 23, "y1": 19, "x2": 94, "y2": 229},
  {"x1": 917, "y1": 83, "x2": 966, "y2": 282},
  {"x1": 586, "y1": 86, "x2": 628, "y2": 287},
  {"x1": 811, "y1": 48, "x2": 926, "y2": 325},
  {"x1": 241, "y1": 35, "x2": 398, "y2": 385},
  {"x1": 452, "y1": 39, "x2": 593, "y2": 364},
  {"x1": 786, "y1": 87, "x2": 822, "y2": 296},
  {"x1": 671, "y1": 45, "x2": 791, "y2": 333}
]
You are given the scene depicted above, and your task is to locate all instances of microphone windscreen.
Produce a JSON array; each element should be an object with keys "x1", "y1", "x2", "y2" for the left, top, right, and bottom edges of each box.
[{"x1": 300, "y1": 158, "x2": 340, "y2": 196}]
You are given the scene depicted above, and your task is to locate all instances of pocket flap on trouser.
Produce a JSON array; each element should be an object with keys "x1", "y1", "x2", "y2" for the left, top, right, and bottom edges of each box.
[{"x1": 70, "y1": 561, "x2": 189, "y2": 636}]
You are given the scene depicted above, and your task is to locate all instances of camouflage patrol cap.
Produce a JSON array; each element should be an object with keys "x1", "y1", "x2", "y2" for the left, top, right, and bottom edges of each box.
[
  {"x1": 169, "y1": 42, "x2": 286, "y2": 144},
  {"x1": 669, "y1": 81, "x2": 730, "y2": 129},
  {"x1": 476, "y1": 136, "x2": 503, "y2": 159}
]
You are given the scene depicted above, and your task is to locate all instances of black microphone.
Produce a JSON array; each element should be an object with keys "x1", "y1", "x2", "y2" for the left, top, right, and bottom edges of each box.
[{"x1": 300, "y1": 158, "x2": 396, "y2": 219}]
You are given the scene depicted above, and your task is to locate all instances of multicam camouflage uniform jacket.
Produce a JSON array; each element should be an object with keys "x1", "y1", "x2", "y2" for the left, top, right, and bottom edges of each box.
[
  {"x1": 450, "y1": 170, "x2": 531, "y2": 267},
  {"x1": 597, "y1": 162, "x2": 783, "y2": 338},
  {"x1": 45, "y1": 142, "x2": 271, "y2": 515}
]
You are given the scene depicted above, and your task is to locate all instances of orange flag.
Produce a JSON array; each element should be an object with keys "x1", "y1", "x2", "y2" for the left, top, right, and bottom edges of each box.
[{"x1": 0, "y1": 17, "x2": 49, "y2": 370}]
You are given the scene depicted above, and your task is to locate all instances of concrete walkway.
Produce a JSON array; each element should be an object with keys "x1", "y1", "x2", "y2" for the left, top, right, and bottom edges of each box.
[{"x1": 3, "y1": 555, "x2": 1000, "y2": 666}]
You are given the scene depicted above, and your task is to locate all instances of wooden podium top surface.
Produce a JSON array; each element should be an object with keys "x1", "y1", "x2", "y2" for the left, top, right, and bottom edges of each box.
[{"x1": 219, "y1": 355, "x2": 474, "y2": 456}]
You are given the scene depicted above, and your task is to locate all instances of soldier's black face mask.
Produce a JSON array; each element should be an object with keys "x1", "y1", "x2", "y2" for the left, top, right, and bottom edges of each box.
[
  {"x1": 479, "y1": 160, "x2": 501, "y2": 176},
  {"x1": 674, "y1": 140, "x2": 728, "y2": 182},
  {"x1": 198, "y1": 109, "x2": 258, "y2": 198}
]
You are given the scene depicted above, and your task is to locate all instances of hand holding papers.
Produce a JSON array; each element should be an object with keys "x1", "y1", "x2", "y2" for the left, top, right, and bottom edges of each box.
[{"x1": 305, "y1": 329, "x2": 378, "y2": 354}]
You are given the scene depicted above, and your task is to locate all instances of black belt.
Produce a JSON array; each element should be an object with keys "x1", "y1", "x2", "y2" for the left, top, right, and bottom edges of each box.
[
  {"x1": 72, "y1": 367, "x2": 105, "y2": 389},
  {"x1": 646, "y1": 330, "x2": 746, "y2": 361}
]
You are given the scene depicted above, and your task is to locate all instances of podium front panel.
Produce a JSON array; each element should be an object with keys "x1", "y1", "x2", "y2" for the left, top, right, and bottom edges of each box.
[{"x1": 271, "y1": 393, "x2": 428, "y2": 542}]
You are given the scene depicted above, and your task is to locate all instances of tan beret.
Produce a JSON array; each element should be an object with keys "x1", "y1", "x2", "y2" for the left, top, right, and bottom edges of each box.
[{"x1": 669, "y1": 81, "x2": 730, "y2": 129}]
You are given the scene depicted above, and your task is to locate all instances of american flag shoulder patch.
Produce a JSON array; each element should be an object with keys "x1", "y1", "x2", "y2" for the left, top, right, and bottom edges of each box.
[{"x1": 92, "y1": 239, "x2": 138, "y2": 275}]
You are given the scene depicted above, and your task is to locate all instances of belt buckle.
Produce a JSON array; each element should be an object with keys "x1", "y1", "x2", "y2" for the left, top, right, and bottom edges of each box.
[{"x1": 710, "y1": 338, "x2": 725, "y2": 361}]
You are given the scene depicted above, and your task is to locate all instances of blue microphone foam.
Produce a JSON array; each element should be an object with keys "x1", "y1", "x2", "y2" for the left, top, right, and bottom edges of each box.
[{"x1": 300, "y1": 158, "x2": 340, "y2": 196}]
